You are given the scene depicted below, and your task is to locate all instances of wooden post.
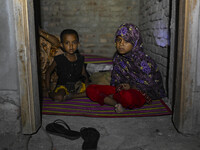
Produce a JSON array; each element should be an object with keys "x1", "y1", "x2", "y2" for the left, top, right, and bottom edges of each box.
[
  {"x1": 173, "y1": 0, "x2": 200, "y2": 134},
  {"x1": 14, "y1": 0, "x2": 41, "y2": 134}
]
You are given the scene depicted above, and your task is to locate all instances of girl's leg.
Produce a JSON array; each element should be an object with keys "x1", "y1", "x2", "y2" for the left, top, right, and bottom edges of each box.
[
  {"x1": 104, "y1": 95, "x2": 124, "y2": 113},
  {"x1": 113, "y1": 89, "x2": 146, "y2": 109},
  {"x1": 86, "y1": 85, "x2": 124, "y2": 113},
  {"x1": 86, "y1": 84, "x2": 115, "y2": 105}
]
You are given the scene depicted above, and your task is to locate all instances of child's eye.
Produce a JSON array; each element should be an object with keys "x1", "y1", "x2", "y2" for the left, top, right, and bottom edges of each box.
[
  {"x1": 65, "y1": 42, "x2": 69, "y2": 44},
  {"x1": 116, "y1": 38, "x2": 121, "y2": 42},
  {"x1": 124, "y1": 40, "x2": 128, "y2": 44},
  {"x1": 73, "y1": 41, "x2": 78, "y2": 44}
]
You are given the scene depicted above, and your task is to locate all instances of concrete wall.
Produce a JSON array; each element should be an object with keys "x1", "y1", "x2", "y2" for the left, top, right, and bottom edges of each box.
[
  {"x1": 0, "y1": 0, "x2": 21, "y2": 134},
  {"x1": 139, "y1": 0, "x2": 170, "y2": 100},
  {"x1": 0, "y1": 0, "x2": 38, "y2": 148},
  {"x1": 40, "y1": 0, "x2": 140, "y2": 57}
]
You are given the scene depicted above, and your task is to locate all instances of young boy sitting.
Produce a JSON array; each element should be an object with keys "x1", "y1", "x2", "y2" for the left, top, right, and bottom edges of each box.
[{"x1": 43, "y1": 29, "x2": 89, "y2": 102}]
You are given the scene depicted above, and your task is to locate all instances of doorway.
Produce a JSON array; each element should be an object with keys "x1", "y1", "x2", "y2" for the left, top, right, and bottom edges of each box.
[{"x1": 19, "y1": 0, "x2": 200, "y2": 135}]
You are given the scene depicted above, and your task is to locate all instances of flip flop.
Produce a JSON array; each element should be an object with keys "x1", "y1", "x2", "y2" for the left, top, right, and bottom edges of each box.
[
  {"x1": 80, "y1": 127, "x2": 100, "y2": 150},
  {"x1": 46, "y1": 119, "x2": 80, "y2": 140}
]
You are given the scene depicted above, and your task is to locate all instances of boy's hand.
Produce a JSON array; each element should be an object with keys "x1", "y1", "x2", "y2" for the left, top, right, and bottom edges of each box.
[
  {"x1": 43, "y1": 89, "x2": 50, "y2": 97},
  {"x1": 116, "y1": 83, "x2": 131, "y2": 92}
]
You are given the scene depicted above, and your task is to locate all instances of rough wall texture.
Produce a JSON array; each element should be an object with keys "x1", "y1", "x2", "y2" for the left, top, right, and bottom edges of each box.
[
  {"x1": 139, "y1": 0, "x2": 170, "y2": 96},
  {"x1": 40, "y1": 0, "x2": 140, "y2": 57},
  {"x1": 0, "y1": 0, "x2": 21, "y2": 135},
  {"x1": 168, "y1": 0, "x2": 177, "y2": 103}
]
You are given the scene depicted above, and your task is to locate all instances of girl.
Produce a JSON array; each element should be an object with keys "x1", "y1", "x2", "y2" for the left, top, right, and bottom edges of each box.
[
  {"x1": 86, "y1": 23, "x2": 166, "y2": 113},
  {"x1": 44, "y1": 29, "x2": 89, "y2": 102}
]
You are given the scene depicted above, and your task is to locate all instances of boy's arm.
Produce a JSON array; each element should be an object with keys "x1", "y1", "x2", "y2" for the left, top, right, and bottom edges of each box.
[
  {"x1": 82, "y1": 65, "x2": 89, "y2": 85},
  {"x1": 44, "y1": 61, "x2": 57, "y2": 92},
  {"x1": 39, "y1": 28, "x2": 60, "y2": 48}
]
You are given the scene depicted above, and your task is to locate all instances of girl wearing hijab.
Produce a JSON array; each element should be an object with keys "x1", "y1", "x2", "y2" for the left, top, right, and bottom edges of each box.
[{"x1": 86, "y1": 23, "x2": 166, "y2": 113}]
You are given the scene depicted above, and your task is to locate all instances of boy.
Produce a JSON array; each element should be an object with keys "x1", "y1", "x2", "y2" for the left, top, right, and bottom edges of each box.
[{"x1": 44, "y1": 29, "x2": 88, "y2": 102}]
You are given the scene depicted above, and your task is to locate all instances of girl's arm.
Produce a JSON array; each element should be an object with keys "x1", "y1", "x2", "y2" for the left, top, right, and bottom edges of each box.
[
  {"x1": 116, "y1": 83, "x2": 131, "y2": 92},
  {"x1": 116, "y1": 83, "x2": 152, "y2": 103},
  {"x1": 39, "y1": 28, "x2": 60, "y2": 48}
]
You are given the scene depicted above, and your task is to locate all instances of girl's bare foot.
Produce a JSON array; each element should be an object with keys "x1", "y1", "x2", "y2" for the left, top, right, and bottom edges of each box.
[{"x1": 114, "y1": 103, "x2": 124, "y2": 113}]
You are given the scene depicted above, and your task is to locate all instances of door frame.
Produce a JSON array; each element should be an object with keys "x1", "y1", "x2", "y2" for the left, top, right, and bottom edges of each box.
[
  {"x1": 14, "y1": 0, "x2": 41, "y2": 134},
  {"x1": 173, "y1": 0, "x2": 200, "y2": 134},
  {"x1": 14, "y1": 0, "x2": 200, "y2": 134}
]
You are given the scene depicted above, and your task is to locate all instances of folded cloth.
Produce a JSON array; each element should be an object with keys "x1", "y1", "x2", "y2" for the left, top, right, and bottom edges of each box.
[
  {"x1": 86, "y1": 63, "x2": 113, "y2": 75},
  {"x1": 89, "y1": 71, "x2": 111, "y2": 85}
]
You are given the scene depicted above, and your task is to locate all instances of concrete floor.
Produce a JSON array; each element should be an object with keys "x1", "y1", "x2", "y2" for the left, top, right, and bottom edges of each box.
[{"x1": 28, "y1": 114, "x2": 200, "y2": 150}]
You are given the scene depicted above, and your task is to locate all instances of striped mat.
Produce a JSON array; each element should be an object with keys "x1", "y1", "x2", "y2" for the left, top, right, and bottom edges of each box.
[
  {"x1": 84, "y1": 54, "x2": 113, "y2": 64},
  {"x1": 42, "y1": 97, "x2": 172, "y2": 117}
]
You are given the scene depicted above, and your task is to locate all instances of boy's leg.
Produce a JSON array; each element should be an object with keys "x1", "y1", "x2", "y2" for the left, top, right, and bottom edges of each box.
[
  {"x1": 63, "y1": 81, "x2": 87, "y2": 99},
  {"x1": 71, "y1": 92, "x2": 86, "y2": 98},
  {"x1": 49, "y1": 89, "x2": 66, "y2": 102}
]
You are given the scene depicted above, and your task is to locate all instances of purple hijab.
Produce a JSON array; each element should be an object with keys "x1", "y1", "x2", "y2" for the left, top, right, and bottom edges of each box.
[{"x1": 111, "y1": 23, "x2": 166, "y2": 99}]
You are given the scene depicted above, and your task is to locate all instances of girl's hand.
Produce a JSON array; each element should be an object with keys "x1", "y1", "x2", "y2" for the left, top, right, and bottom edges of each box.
[
  {"x1": 139, "y1": 91, "x2": 152, "y2": 104},
  {"x1": 144, "y1": 94, "x2": 152, "y2": 104},
  {"x1": 121, "y1": 83, "x2": 131, "y2": 90},
  {"x1": 116, "y1": 83, "x2": 131, "y2": 92}
]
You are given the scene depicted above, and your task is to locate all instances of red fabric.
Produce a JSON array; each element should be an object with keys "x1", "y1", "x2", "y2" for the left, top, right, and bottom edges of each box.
[
  {"x1": 86, "y1": 84, "x2": 146, "y2": 109},
  {"x1": 113, "y1": 89, "x2": 146, "y2": 108},
  {"x1": 86, "y1": 85, "x2": 115, "y2": 105}
]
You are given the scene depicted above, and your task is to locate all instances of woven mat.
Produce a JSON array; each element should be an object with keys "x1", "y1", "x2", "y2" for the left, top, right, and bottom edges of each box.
[
  {"x1": 42, "y1": 55, "x2": 171, "y2": 117},
  {"x1": 42, "y1": 97, "x2": 172, "y2": 118}
]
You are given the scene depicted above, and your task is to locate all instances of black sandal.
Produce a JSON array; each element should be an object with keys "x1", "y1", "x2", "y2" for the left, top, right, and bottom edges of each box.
[
  {"x1": 46, "y1": 119, "x2": 80, "y2": 140},
  {"x1": 80, "y1": 127, "x2": 100, "y2": 150}
]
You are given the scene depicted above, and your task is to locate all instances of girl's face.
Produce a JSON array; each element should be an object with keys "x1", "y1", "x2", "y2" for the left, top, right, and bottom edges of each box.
[
  {"x1": 115, "y1": 36, "x2": 133, "y2": 55},
  {"x1": 61, "y1": 34, "x2": 79, "y2": 55}
]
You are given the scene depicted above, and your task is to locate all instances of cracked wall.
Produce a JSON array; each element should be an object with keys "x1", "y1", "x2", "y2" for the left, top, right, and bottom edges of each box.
[
  {"x1": 0, "y1": 0, "x2": 21, "y2": 135},
  {"x1": 139, "y1": 0, "x2": 170, "y2": 99}
]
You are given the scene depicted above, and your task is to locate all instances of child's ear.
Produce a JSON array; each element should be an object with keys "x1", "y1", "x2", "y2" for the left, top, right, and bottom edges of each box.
[{"x1": 60, "y1": 43, "x2": 63, "y2": 48}]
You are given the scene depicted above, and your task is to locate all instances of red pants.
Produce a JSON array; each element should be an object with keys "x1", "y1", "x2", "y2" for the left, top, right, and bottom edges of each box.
[{"x1": 86, "y1": 84, "x2": 146, "y2": 109}]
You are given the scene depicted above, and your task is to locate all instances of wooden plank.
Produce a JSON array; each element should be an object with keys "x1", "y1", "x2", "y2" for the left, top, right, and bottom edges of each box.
[
  {"x1": 13, "y1": 0, "x2": 41, "y2": 134},
  {"x1": 173, "y1": 0, "x2": 200, "y2": 134}
]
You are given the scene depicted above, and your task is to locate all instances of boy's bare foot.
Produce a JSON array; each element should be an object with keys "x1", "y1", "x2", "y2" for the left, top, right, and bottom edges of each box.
[
  {"x1": 64, "y1": 94, "x2": 73, "y2": 100},
  {"x1": 49, "y1": 92, "x2": 65, "y2": 102},
  {"x1": 114, "y1": 103, "x2": 124, "y2": 113}
]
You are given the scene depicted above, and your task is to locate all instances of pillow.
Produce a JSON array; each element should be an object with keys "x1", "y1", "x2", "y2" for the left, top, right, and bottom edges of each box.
[
  {"x1": 89, "y1": 71, "x2": 111, "y2": 85},
  {"x1": 86, "y1": 63, "x2": 113, "y2": 75}
]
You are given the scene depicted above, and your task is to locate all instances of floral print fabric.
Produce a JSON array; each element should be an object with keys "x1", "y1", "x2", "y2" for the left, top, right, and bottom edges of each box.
[
  {"x1": 111, "y1": 23, "x2": 166, "y2": 100},
  {"x1": 39, "y1": 36, "x2": 63, "y2": 90}
]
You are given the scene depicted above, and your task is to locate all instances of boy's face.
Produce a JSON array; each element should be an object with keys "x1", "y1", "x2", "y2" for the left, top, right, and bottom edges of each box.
[
  {"x1": 116, "y1": 36, "x2": 133, "y2": 55},
  {"x1": 61, "y1": 34, "x2": 79, "y2": 55}
]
